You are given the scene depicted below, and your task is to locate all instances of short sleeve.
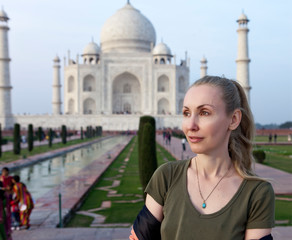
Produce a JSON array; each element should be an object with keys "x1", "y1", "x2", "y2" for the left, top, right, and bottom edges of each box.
[
  {"x1": 246, "y1": 181, "x2": 275, "y2": 229},
  {"x1": 144, "y1": 162, "x2": 172, "y2": 206}
]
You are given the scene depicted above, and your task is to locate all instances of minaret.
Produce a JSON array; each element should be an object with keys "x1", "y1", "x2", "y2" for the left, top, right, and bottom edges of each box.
[
  {"x1": 236, "y1": 12, "x2": 251, "y2": 103},
  {"x1": 200, "y1": 56, "x2": 208, "y2": 78},
  {"x1": 0, "y1": 8, "x2": 13, "y2": 129},
  {"x1": 52, "y1": 55, "x2": 62, "y2": 114}
]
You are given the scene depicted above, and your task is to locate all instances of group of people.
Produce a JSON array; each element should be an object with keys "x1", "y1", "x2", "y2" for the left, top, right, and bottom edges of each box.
[
  {"x1": 0, "y1": 167, "x2": 34, "y2": 240},
  {"x1": 162, "y1": 131, "x2": 172, "y2": 145}
]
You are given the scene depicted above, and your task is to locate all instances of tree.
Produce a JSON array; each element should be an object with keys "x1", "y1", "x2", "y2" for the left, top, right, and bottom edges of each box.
[
  {"x1": 61, "y1": 125, "x2": 67, "y2": 144},
  {"x1": 28, "y1": 124, "x2": 34, "y2": 152},
  {"x1": 38, "y1": 127, "x2": 43, "y2": 142},
  {"x1": 13, "y1": 123, "x2": 21, "y2": 155},
  {"x1": 140, "y1": 122, "x2": 158, "y2": 200},
  {"x1": 279, "y1": 121, "x2": 292, "y2": 129},
  {"x1": 138, "y1": 116, "x2": 157, "y2": 198},
  {"x1": 81, "y1": 127, "x2": 84, "y2": 140},
  {"x1": 48, "y1": 128, "x2": 53, "y2": 147}
]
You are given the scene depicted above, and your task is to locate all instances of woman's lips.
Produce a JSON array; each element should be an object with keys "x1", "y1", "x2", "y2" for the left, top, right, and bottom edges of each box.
[{"x1": 188, "y1": 136, "x2": 203, "y2": 143}]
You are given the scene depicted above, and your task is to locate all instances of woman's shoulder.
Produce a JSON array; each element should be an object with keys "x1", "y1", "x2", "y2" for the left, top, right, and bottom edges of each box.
[
  {"x1": 157, "y1": 159, "x2": 190, "y2": 174},
  {"x1": 245, "y1": 179, "x2": 274, "y2": 198}
]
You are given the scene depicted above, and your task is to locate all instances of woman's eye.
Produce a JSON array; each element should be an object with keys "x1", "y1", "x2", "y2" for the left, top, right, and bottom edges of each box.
[
  {"x1": 183, "y1": 111, "x2": 190, "y2": 117},
  {"x1": 200, "y1": 111, "x2": 210, "y2": 116}
]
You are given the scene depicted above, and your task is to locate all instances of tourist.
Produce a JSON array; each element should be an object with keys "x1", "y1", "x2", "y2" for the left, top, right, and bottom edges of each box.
[
  {"x1": 0, "y1": 167, "x2": 13, "y2": 192},
  {"x1": 11, "y1": 175, "x2": 34, "y2": 230},
  {"x1": 0, "y1": 181, "x2": 12, "y2": 239},
  {"x1": 130, "y1": 76, "x2": 274, "y2": 239}
]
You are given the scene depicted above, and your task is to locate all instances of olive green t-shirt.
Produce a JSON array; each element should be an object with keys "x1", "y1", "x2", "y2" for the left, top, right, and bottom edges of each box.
[{"x1": 145, "y1": 159, "x2": 275, "y2": 240}]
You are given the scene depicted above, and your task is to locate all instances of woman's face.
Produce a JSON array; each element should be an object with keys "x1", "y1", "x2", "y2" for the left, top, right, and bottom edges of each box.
[{"x1": 182, "y1": 84, "x2": 233, "y2": 155}]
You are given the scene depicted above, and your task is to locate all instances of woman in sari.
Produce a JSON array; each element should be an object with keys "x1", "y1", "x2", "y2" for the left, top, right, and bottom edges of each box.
[{"x1": 11, "y1": 175, "x2": 34, "y2": 229}]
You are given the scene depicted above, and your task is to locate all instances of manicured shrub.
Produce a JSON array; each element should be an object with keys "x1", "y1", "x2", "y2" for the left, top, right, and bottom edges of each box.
[
  {"x1": 13, "y1": 123, "x2": 21, "y2": 155},
  {"x1": 48, "y1": 128, "x2": 53, "y2": 147},
  {"x1": 253, "y1": 150, "x2": 266, "y2": 163},
  {"x1": 140, "y1": 123, "x2": 157, "y2": 197},
  {"x1": 96, "y1": 126, "x2": 102, "y2": 137},
  {"x1": 61, "y1": 125, "x2": 67, "y2": 144},
  {"x1": 138, "y1": 116, "x2": 157, "y2": 199},
  {"x1": 81, "y1": 127, "x2": 84, "y2": 140},
  {"x1": 28, "y1": 124, "x2": 34, "y2": 152},
  {"x1": 38, "y1": 127, "x2": 43, "y2": 142}
]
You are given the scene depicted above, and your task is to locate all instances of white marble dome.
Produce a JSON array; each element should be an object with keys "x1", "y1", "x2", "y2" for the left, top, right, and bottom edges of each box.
[
  {"x1": 100, "y1": 3, "x2": 156, "y2": 53},
  {"x1": 152, "y1": 42, "x2": 172, "y2": 56},
  {"x1": 83, "y1": 41, "x2": 100, "y2": 55}
]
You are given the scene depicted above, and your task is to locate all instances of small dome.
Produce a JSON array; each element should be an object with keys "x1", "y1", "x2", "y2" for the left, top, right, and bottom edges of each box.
[
  {"x1": 53, "y1": 55, "x2": 60, "y2": 62},
  {"x1": 152, "y1": 42, "x2": 172, "y2": 56},
  {"x1": 82, "y1": 41, "x2": 100, "y2": 55},
  {"x1": 100, "y1": 3, "x2": 156, "y2": 53},
  {"x1": 237, "y1": 13, "x2": 249, "y2": 22},
  {"x1": 200, "y1": 56, "x2": 207, "y2": 63},
  {"x1": 0, "y1": 9, "x2": 9, "y2": 21}
]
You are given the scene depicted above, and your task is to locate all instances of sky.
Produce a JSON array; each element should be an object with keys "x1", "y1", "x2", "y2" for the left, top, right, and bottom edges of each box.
[{"x1": 1, "y1": 0, "x2": 292, "y2": 125}]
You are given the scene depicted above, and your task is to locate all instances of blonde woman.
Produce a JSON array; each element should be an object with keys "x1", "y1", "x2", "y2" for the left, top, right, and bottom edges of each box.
[{"x1": 130, "y1": 76, "x2": 274, "y2": 240}]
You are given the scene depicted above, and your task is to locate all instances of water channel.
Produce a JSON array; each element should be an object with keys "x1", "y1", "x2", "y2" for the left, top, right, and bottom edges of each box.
[{"x1": 12, "y1": 135, "x2": 128, "y2": 200}]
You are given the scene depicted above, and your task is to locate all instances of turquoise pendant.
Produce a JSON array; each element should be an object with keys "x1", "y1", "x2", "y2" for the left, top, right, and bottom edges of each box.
[{"x1": 202, "y1": 202, "x2": 206, "y2": 208}]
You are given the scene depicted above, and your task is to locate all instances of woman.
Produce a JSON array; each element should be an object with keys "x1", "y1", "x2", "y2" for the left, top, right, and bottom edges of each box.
[
  {"x1": 11, "y1": 175, "x2": 34, "y2": 230},
  {"x1": 130, "y1": 76, "x2": 274, "y2": 240}
]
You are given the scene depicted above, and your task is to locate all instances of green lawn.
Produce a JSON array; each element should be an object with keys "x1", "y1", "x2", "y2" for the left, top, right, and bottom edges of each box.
[
  {"x1": 253, "y1": 145, "x2": 292, "y2": 173},
  {"x1": 254, "y1": 135, "x2": 290, "y2": 143},
  {"x1": 275, "y1": 196, "x2": 292, "y2": 226}
]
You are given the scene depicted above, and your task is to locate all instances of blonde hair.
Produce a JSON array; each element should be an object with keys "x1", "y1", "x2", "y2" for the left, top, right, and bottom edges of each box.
[{"x1": 191, "y1": 76, "x2": 258, "y2": 179}]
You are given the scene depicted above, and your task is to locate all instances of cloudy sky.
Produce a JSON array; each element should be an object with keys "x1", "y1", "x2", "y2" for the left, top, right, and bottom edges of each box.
[{"x1": 2, "y1": 0, "x2": 292, "y2": 125}]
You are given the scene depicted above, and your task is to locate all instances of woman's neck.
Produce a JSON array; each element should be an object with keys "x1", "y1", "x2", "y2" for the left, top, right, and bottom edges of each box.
[{"x1": 193, "y1": 154, "x2": 232, "y2": 178}]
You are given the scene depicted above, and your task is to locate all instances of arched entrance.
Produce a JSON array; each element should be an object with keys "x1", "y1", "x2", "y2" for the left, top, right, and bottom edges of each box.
[{"x1": 112, "y1": 72, "x2": 141, "y2": 114}]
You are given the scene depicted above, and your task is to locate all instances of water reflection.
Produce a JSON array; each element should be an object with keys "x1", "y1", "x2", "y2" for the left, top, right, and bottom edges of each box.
[{"x1": 12, "y1": 136, "x2": 127, "y2": 200}]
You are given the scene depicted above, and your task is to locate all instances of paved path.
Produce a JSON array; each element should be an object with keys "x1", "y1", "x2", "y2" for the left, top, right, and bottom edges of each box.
[{"x1": 9, "y1": 134, "x2": 292, "y2": 239}]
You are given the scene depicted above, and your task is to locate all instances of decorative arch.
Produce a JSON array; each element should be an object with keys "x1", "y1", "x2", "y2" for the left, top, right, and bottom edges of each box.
[
  {"x1": 83, "y1": 75, "x2": 95, "y2": 92},
  {"x1": 157, "y1": 98, "x2": 169, "y2": 114},
  {"x1": 83, "y1": 98, "x2": 96, "y2": 114},
  {"x1": 123, "y1": 83, "x2": 131, "y2": 93},
  {"x1": 68, "y1": 76, "x2": 74, "y2": 93},
  {"x1": 158, "y1": 75, "x2": 169, "y2": 92},
  {"x1": 68, "y1": 99, "x2": 74, "y2": 114},
  {"x1": 112, "y1": 72, "x2": 141, "y2": 114},
  {"x1": 179, "y1": 76, "x2": 185, "y2": 93}
]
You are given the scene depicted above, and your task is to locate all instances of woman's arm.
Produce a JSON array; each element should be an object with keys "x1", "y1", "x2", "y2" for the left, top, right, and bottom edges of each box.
[
  {"x1": 245, "y1": 228, "x2": 272, "y2": 240},
  {"x1": 129, "y1": 194, "x2": 163, "y2": 240},
  {"x1": 145, "y1": 194, "x2": 163, "y2": 222}
]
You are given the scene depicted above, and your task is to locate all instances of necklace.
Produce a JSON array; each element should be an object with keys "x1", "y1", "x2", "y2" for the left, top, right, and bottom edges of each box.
[{"x1": 195, "y1": 157, "x2": 232, "y2": 209}]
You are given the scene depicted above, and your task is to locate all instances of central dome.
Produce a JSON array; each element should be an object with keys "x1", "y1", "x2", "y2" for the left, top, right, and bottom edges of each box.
[{"x1": 100, "y1": 3, "x2": 156, "y2": 53}]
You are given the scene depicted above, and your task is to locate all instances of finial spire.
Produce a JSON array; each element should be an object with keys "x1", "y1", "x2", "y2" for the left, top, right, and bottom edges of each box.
[{"x1": 127, "y1": 0, "x2": 130, "y2": 4}]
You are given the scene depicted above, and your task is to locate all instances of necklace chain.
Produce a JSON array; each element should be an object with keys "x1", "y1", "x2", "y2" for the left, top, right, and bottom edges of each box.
[{"x1": 195, "y1": 157, "x2": 232, "y2": 209}]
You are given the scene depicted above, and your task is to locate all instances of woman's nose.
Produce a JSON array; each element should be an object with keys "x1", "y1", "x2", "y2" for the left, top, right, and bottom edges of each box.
[{"x1": 185, "y1": 115, "x2": 199, "y2": 131}]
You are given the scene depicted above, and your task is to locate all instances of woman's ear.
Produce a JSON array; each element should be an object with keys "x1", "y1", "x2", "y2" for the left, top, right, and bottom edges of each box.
[{"x1": 229, "y1": 109, "x2": 242, "y2": 130}]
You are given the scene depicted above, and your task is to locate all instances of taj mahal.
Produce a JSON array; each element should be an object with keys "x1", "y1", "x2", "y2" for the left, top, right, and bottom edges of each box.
[{"x1": 0, "y1": 2, "x2": 251, "y2": 131}]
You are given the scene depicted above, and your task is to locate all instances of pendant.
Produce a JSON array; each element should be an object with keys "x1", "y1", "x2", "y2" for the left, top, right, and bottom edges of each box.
[{"x1": 202, "y1": 202, "x2": 206, "y2": 208}]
